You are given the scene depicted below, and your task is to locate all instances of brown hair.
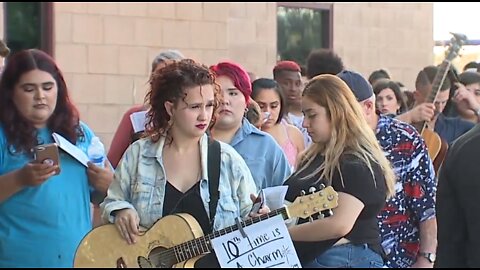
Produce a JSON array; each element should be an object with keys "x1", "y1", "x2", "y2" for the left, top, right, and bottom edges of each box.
[
  {"x1": 144, "y1": 59, "x2": 221, "y2": 142},
  {"x1": 0, "y1": 49, "x2": 81, "y2": 154}
]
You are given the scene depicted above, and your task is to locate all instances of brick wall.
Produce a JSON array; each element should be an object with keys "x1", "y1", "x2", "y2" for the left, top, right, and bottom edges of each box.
[
  {"x1": 53, "y1": 2, "x2": 434, "y2": 150},
  {"x1": 332, "y1": 3, "x2": 434, "y2": 91},
  {"x1": 54, "y1": 2, "x2": 277, "y2": 150}
]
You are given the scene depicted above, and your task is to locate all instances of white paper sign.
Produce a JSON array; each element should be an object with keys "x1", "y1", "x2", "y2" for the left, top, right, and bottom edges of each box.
[
  {"x1": 262, "y1": 185, "x2": 289, "y2": 210},
  {"x1": 211, "y1": 215, "x2": 302, "y2": 268},
  {"x1": 130, "y1": 110, "x2": 148, "y2": 133},
  {"x1": 52, "y1": 133, "x2": 89, "y2": 167}
]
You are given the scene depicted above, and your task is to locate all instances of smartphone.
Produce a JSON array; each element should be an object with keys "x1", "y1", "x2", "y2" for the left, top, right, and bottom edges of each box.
[
  {"x1": 34, "y1": 143, "x2": 61, "y2": 175},
  {"x1": 250, "y1": 190, "x2": 265, "y2": 215}
]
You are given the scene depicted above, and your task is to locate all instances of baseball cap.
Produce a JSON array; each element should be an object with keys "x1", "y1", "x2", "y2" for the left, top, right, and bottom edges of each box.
[{"x1": 337, "y1": 70, "x2": 374, "y2": 102}]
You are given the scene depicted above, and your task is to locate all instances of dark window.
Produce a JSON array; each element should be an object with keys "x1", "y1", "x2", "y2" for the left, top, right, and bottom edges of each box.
[
  {"x1": 4, "y1": 2, "x2": 53, "y2": 56},
  {"x1": 277, "y1": 3, "x2": 332, "y2": 66}
]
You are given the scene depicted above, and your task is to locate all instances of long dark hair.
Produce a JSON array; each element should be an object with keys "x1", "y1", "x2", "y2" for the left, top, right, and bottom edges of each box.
[
  {"x1": 251, "y1": 78, "x2": 286, "y2": 124},
  {"x1": 372, "y1": 78, "x2": 408, "y2": 114},
  {"x1": 0, "y1": 49, "x2": 82, "y2": 154}
]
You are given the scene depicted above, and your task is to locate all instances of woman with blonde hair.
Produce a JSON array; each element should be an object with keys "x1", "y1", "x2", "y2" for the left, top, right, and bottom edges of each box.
[{"x1": 284, "y1": 74, "x2": 395, "y2": 268}]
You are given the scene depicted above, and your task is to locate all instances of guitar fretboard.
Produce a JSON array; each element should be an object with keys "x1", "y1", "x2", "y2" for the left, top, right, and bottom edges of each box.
[
  {"x1": 168, "y1": 207, "x2": 288, "y2": 264},
  {"x1": 417, "y1": 59, "x2": 451, "y2": 133}
]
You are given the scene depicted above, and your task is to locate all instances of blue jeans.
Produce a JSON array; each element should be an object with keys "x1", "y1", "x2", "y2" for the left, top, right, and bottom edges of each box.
[{"x1": 303, "y1": 243, "x2": 384, "y2": 268}]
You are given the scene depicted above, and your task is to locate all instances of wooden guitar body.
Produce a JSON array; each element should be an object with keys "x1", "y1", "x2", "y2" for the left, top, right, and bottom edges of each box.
[
  {"x1": 74, "y1": 213, "x2": 204, "y2": 268},
  {"x1": 421, "y1": 129, "x2": 442, "y2": 160},
  {"x1": 421, "y1": 128, "x2": 449, "y2": 173},
  {"x1": 433, "y1": 136, "x2": 448, "y2": 173},
  {"x1": 74, "y1": 186, "x2": 339, "y2": 268}
]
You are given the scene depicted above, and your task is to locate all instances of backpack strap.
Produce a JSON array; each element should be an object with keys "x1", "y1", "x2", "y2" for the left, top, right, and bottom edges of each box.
[{"x1": 207, "y1": 139, "x2": 221, "y2": 229}]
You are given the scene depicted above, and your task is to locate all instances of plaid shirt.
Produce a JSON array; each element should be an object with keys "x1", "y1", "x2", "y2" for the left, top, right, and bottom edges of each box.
[{"x1": 376, "y1": 116, "x2": 436, "y2": 268}]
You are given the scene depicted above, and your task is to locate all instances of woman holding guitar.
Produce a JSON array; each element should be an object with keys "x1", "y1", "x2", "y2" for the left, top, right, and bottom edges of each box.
[
  {"x1": 284, "y1": 74, "x2": 396, "y2": 268},
  {"x1": 101, "y1": 59, "x2": 261, "y2": 267}
]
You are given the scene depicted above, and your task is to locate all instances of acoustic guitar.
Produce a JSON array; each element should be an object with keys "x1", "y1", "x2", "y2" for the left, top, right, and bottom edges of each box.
[
  {"x1": 74, "y1": 186, "x2": 339, "y2": 268},
  {"x1": 414, "y1": 32, "x2": 466, "y2": 173}
]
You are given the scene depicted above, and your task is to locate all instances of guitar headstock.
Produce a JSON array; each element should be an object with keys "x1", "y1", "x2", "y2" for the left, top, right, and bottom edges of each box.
[
  {"x1": 287, "y1": 186, "x2": 339, "y2": 219},
  {"x1": 445, "y1": 32, "x2": 467, "y2": 62}
]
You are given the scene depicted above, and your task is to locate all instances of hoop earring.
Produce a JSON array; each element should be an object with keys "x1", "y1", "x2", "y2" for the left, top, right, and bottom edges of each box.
[{"x1": 244, "y1": 107, "x2": 249, "y2": 117}]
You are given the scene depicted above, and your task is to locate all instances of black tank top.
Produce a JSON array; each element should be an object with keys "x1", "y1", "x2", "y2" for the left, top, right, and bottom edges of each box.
[{"x1": 162, "y1": 181, "x2": 211, "y2": 234}]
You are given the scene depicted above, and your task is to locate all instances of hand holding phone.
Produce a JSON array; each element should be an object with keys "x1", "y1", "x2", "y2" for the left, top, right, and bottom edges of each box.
[
  {"x1": 250, "y1": 190, "x2": 265, "y2": 215},
  {"x1": 34, "y1": 143, "x2": 61, "y2": 175}
]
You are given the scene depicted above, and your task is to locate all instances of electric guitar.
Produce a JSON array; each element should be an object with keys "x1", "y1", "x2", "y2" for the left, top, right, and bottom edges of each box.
[{"x1": 74, "y1": 186, "x2": 338, "y2": 268}]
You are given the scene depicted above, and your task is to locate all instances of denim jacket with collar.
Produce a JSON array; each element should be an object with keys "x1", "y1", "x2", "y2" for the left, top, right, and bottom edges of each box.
[
  {"x1": 230, "y1": 119, "x2": 292, "y2": 189},
  {"x1": 101, "y1": 134, "x2": 257, "y2": 231}
]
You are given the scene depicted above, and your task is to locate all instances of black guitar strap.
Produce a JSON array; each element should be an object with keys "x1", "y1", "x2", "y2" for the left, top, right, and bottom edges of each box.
[{"x1": 207, "y1": 139, "x2": 221, "y2": 230}]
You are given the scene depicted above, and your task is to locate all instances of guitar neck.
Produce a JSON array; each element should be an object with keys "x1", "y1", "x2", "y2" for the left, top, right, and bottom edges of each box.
[
  {"x1": 417, "y1": 59, "x2": 452, "y2": 132},
  {"x1": 171, "y1": 207, "x2": 289, "y2": 264}
]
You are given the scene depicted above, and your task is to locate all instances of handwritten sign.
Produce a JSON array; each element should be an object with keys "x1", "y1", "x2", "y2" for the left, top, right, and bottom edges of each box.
[{"x1": 211, "y1": 215, "x2": 301, "y2": 268}]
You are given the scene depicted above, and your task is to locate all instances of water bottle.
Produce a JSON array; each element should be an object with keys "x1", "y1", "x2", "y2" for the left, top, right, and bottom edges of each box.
[{"x1": 88, "y1": 136, "x2": 105, "y2": 168}]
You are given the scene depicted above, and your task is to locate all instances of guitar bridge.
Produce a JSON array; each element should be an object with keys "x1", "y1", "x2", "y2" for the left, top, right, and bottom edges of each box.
[{"x1": 116, "y1": 257, "x2": 127, "y2": 268}]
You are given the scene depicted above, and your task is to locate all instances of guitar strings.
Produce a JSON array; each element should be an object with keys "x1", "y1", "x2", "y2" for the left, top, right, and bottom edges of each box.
[
  {"x1": 134, "y1": 189, "x2": 336, "y2": 266},
  {"x1": 144, "y1": 208, "x2": 289, "y2": 266}
]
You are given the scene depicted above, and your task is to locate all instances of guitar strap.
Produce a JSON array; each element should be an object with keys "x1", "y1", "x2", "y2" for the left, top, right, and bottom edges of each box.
[{"x1": 207, "y1": 139, "x2": 221, "y2": 230}]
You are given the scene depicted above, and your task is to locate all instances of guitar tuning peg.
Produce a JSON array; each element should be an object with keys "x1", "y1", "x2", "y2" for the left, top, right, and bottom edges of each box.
[
  {"x1": 300, "y1": 190, "x2": 306, "y2": 196},
  {"x1": 319, "y1": 184, "x2": 326, "y2": 190},
  {"x1": 308, "y1": 187, "x2": 316, "y2": 194},
  {"x1": 309, "y1": 216, "x2": 314, "y2": 223}
]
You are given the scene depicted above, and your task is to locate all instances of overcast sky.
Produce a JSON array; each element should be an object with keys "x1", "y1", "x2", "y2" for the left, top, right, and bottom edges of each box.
[{"x1": 434, "y1": 3, "x2": 480, "y2": 41}]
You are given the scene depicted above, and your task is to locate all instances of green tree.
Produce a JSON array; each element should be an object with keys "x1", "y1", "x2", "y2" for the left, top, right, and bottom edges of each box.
[
  {"x1": 6, "y1": 3, "x2": 41, "y2": 55},
  {"x1": 277, "y1": 7, "x2": 324, "y2": 66}
]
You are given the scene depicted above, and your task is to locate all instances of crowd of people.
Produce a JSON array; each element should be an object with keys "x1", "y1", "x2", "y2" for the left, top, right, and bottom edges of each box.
[{"x1": 1, "y1": 42, "x2": 479, "y2": 268}]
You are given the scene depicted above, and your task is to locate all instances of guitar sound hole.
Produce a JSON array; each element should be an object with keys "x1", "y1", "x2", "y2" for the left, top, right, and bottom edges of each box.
[{"x1": 149, "y1": 246, "x2": 172, "y2": 268}]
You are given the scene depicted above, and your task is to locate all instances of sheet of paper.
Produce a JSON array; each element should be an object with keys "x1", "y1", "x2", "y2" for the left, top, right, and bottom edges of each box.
[
  {"x1": 130, "y1": 111, "x2": 148, "y2": 133},
  {"x1": 211, "y1": 215, "x2": 302, "y2": 268},
  {"x1": 262, "y1": 185, "x2": 289, "y2": 210},
  {"x1": 52, "y1": 133, "x2": 89, "y2": 167}
]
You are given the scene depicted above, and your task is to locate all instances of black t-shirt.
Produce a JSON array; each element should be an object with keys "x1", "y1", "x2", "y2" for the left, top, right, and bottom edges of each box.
[
  {"x1": 163, "y1": 182, "x2": 222, "y2": 268},
  {"x1": 284, "y1": 154, "x2": 387, "y2": 263},
  {"x1": 163, "y1": 181, "x2": 212, "y2": 235}
]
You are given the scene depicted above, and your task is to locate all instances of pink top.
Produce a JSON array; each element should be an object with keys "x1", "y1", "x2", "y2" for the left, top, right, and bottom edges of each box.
[
  {"x1": 107, "y1": 104, "x2": 146, "y2": 168},
  {"x1": 280, "y1": 123, "x2": 297, "y2": 169}
]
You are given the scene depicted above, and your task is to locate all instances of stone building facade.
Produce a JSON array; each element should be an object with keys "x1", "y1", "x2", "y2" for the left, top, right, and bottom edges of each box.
[{"x1": 2, "y1": 2, "x2": 434, "y2": 150}]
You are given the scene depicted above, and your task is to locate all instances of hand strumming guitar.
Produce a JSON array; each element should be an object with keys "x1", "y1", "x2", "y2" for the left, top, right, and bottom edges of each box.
[
  {"x1": 398, "y1": 103, "x2": 436, "y2": 125},
  {"x1": 113, "y1": 208, "x2": 140, "y2": 245}
]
